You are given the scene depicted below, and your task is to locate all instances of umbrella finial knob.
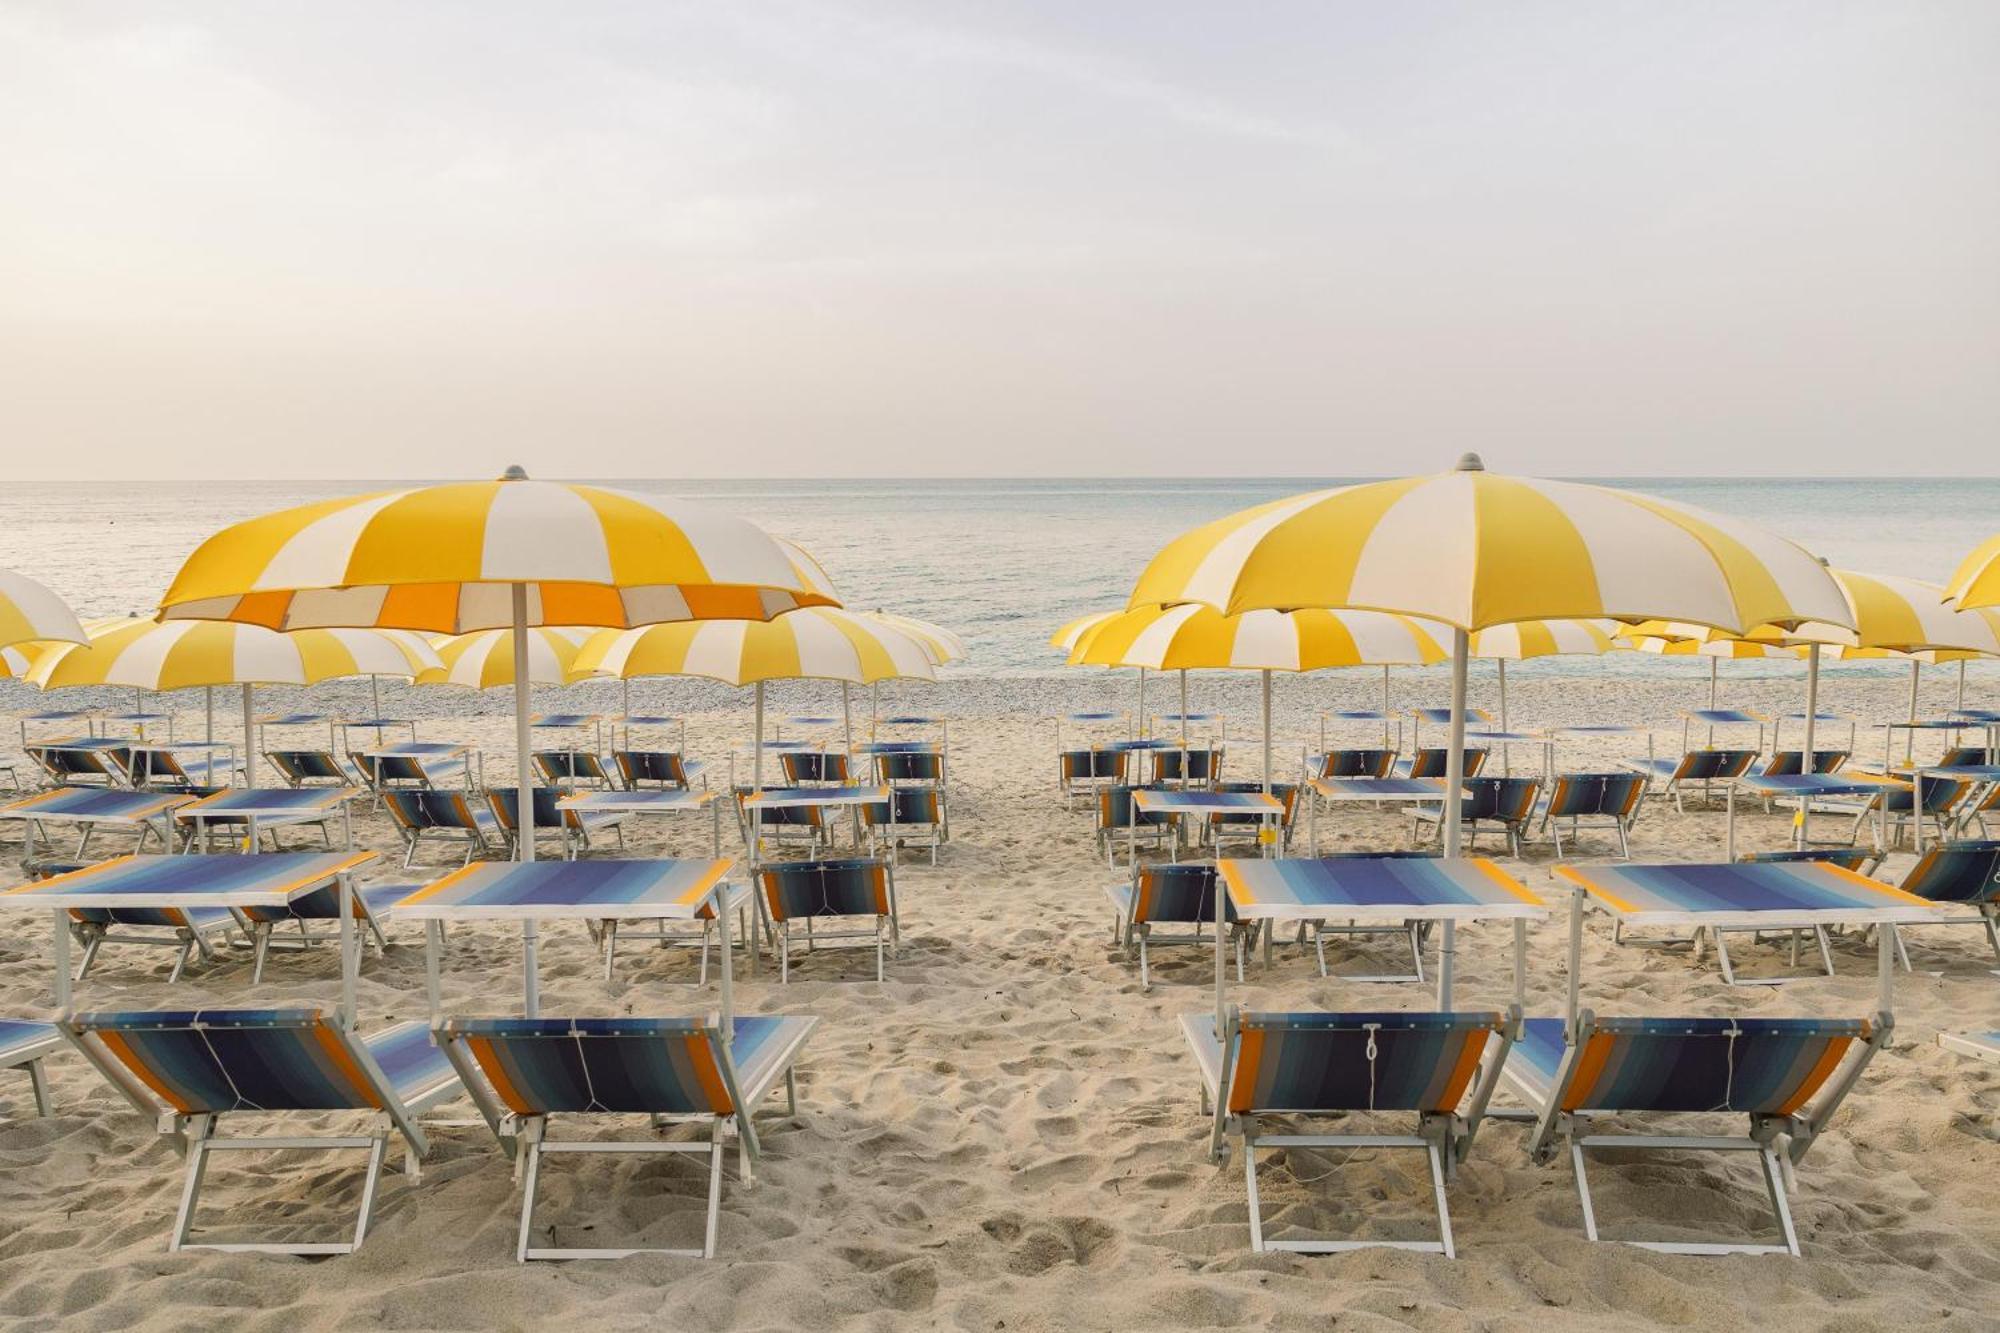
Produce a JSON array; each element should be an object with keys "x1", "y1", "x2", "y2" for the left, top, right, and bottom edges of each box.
[
  {"x1": 1454, "y1": 452, "x2": 1486, "y2": 472},
  {"x1": 501, "y1": 464, "x2": 529, "y2": 481}
]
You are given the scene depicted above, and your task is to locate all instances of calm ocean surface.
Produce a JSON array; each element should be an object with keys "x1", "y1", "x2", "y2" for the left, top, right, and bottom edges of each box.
[{"x1": 1, "y1": 477, "x2": 1993, "y2": 679}]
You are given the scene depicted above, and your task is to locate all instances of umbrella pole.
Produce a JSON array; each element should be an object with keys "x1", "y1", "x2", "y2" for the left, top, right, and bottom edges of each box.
[
  {"x1": 1180, "y1": 670, "x2": 1189, "y2": 751},
  {"x1": 1498, "y1": 659, "x2": 1510, "y2": 776},
  {"x1": 509, "y1": 586, "x2": 539, "y2": 1018},
  {"x1": 1907, "y1": 660, "x2": 1921, "y2": 762},
  {"x1": 753, "y1": 681, "x2": 765, "y2": 792},
  {"x1": 371, "y1": 673, "x2": 382, "y2": 722},
  {"x1": 842, "y1": 681, "x2": 852, "y2": 757},
  {"x1": 870, "y1": 681, "x2": 880, "y2": 737},
  {"x1": 1958, "y1": 659, "x2": 1967, "y2": 712},
  {"x1": 1261, "y1": 669, "x2": 1272, "y2": 794},
  {"x1": 1440, "y1": 628, "x2": 1469, "y2": 1011},
  {"x1": 1800, "y1": 645, "x2": 1820, "y2": 849},
  {"x1": 1709, "y1": 657, "x2": 1718, "y2": 710},
  {"x1": 241, "y1": 683, "x2": 255, "y2": 787},
  {"x1": 204, "y1": 686, "x2": 214, "y2": 745},
  {"x1": 1137, "y1": 667, "x2": 1147, "y2": 739}
]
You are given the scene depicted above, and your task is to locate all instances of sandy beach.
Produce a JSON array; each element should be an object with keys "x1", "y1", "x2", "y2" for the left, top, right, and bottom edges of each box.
[{"x1": 0, "y1": 668, "x2": 1995, "y2": 1331}]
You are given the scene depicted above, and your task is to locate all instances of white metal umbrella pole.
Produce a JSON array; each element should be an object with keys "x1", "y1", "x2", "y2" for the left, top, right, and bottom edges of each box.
[
  {"x1": 1906, "y1": 660, "x2": 1921, "y2": 762},
  {"x1": 752, "y1": 680, "x2": 765, "y2": 792},
  {"x1": 509, "y1": 586, "x2": 538, "y2": 1018},
  {"x1": 1179, "y1": 670, "x2": 1189, "y2": 750},
  {"x1": 1709, "y1": 657, "x2": 1718, "y2": 709},
  {"x1": 204, "y1": 686, "x2": 214, "y2": 744},
  {"x1": 1260, "y1": 669, "x2": 1273, "y2": 793},
  {"x1": 1497, "y1": 659, "x2": 1510, "y2": 776},
  {"x1": 370, "y1": 672, "x2": 383, "y2": 722},
  {"x1": 1958, "y1": 660, "x2": 1967, "y2": 712},
  {"x1": 1798, "y1": 644, "x2": 1821, "y2": 849},
  {"x1": 870, "y1": 681, "x2": 880, "y2": 737},
  {"x1": 841, "y1": 681, "x2": 853, "y2": 757},
  {"x1": 1137, "y1": 667, "x2": 1147, "y2": 739},
  {"x1": 1440, "y1": 628, "x2": 1470, "y2": 1010},
  {"x1": 240, "y1": 684, "x2": 256, "y2": 787}
]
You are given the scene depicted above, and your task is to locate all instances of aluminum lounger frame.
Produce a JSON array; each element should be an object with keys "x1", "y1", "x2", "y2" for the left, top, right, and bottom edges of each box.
[
  {"x1": 1497, "y1": 1011, "x2": 1891, "y2": 1257},
  {"x1": 59, "y1": 1014, "x2": 459, "y2": 1256},
  {"x1": 1185, "y1": 1006, "x2": 1519, "y2": 1259},
  {"x1": 437, "y1": 1017, "x2": 817, "y2": 1261},
  {"x1": 1, "y1": 1024, "x2": 60, "y2": 1117}
]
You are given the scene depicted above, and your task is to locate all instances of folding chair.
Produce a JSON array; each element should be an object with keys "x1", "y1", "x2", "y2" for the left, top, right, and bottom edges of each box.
[
  {"x1": 437, "y1": 1013, "x2": 817, "y2": 1261},
  {"x1": 862, "y1": 787, "x2": 944, "y2": 866},
  {"x1": 731, "y1": 786, "x2": 826, "y2": 859},
  {"x1": 1879, "y1": 839, "x2": 2000, "y2": 969},
  {"x1": 1150, "y1": 747, "x2": 1223, "y2": 789},
  {"x1": 1181, "y1": 1006, "x2": 1518, "y2": 1256},
  {"x1": 1536, "y1": 773, "x2": 1646, "y2": 858},
  {"x1": 383, "y1": 789, "x2": 504, "y2": 869},
  {"x1": 0, "y1": 1020, "x2": 60, "y2": 1117},
  {"x1": 1623, "y1": 748, "x2": 1757, "y2": 812},
  {"x1": 533, "y1": 750, "x2": 615, "y2": 790},
  {"x1": 349, "y1": 749, "x2": 467, "y2": 802},
  {"x1": 1394, "y1": 748, "x2": 1490, "y2": 780},
  {"x1": 779, "y1": 751, "x2": 852, "y2": 786},
  {"x1": 486, "y1": 786, "x2": 627, "y2": 860},
  {"x1": 1059, "y1": 748, "x2": 1127, "y2": 808},
  {"x1": 1103, "y1": 863, "x2": 1253, "y2": 989},
  {"x1": 1206, "y1": 781, "x2": 1300, "y2": 856},
  {"x1": 235, "y1": 881, "x2": 428, "y2": 983},
  {"x1": 759, "y1": 858, "x2": 895, "y2": 982},
  {"x1": 1314, "y1": 748, "x2": 1396, "y2": 780},
  {"x1": 1497, "y1": 1011, "x2": 1887, "y2": 1255},
  {"x1": 872, "y1": 749, "x2": 948, "y2": 839},
  {"x1": 1412, "y1": 776, "x2": 1540, "y2": 857},
  {"x1": 1096, "y1": 784, "x2": 1176, "y2": 867},
  {"x1": 61, "y1": 1008, "x2": 462, "y2": 1254},
  {"x1": 25, "y1": 740, "x2": 129, "y2": 789},
  {"x1": 265, "y1": 749, "x2": 352, "y2": 789},
  {"x1": 613, "y1": 750, "x2": 706, "y2": 792},
  {"x1": 35, "y1": 862, "x2": 241, "y2": 985}
]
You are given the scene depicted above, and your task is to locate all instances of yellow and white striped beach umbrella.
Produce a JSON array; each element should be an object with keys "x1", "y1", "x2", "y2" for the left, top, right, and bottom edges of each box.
[
  {"x1": 26, "y1": 618, "x2": 442, "y2": 690},
  {"x1": 1, "y1": 644, "x2": 37, "y2": 678},
  {"x1": 1129, "y1": 458, "x2": 1850, "y2": 635},
  {"x1": 1467, "y1": 619, "x2": 1622, "y2": 661},
  {"x1": 577, "y1": 608, "x2": 940, "y2": 687},
  {"x1": 1945, "y1": 535, "x2": 2000, "y2": 613},
  {"x1": 868, "y1": 611, "x2": 967, "y2": 666},
  {"x1": 160, "y1": 471, "x2": 841, "y2": 633},
  {"x1": 1631, "y1": 572, "x2": 2000, "y2": 655},
  {"x1": 1051, "y1": 609, "x2": 1124, "y2": 655},
  {"x1": 0, "y1": 568, "x2": 86, "y2": 651},
  {"x1": 416, "y1": 628, "x2": 597, "y2": 690},
  {"x1": 1068, "y1": 603, "x2": 1448, "y2": 671},
  {"x1": 1619, "y1": 633, "x2": 1801, "y2": 660}
]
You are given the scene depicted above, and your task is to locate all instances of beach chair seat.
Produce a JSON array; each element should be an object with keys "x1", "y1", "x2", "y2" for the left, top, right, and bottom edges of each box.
[
  {"x1": 233, "y1": 881, "x2": 425, "y2": 982},
  {"x1": 1412, "y1": 776, "x2": 1540, "y2": 857},
  {"x1": 759, "y1": 858, "x2": 895, "y2": 982},
  {"x1": 438, "y1": 1013, "x2": 816, "y2": 1261},
  {"x1": 861, "y1": 787, "x2": 945, "y2": 865},
  {"x1": 1497, "y1": 1012, "x2": 1887, "y2": 1256},
  {"x1": 0, "y1": 1020, "x2": 60, "y2": 1117},
  {"x1": 383, "y1": 789, "x2": 504, "y2": 869},
  {"x1": 1757, "y1": 749, "x2": 1850, "y2": 779},
  {"x1": 486, "y1": 786, "x2": 627, "y2": 860},
  {"x1": 1940, "y1": 745, "x2": 1992, "y2": 769},
  {"x1": 596, "y1": 880, "x2": 758, "y2": 988},
  {"x1": 1877, "y1": 839, "x2": 2000, "y2": 968},
  {"x1": 1807, "y1": 771, "x2": 1970, "y2": 849},
  {"x1": 265, "y1": 748, "x2": 353, "y2": 788},
  {"x1": 1206, "y1": 781, "x2": 1300, "y2": 855},
  {"x1": 1150, "y1": 747, "x2": 1223, "y2": 789},
  {"x1": 613, "y1": 749, "x2": 707, "y2": 791},
  {"x1": 61, "y1": 1007, "x2": 462, "y2": 1254},
  {"x1": 1536, "y1": 773, "x2": 1646, "y2": 857},
  {"x1": 1180, "y1": 1007, "x2": 1517, "y2": 1256},
  {"x1": 25, "y1": 741, "x2": 128, "y2": 788},
  {"x1": 533, "y1": 749, "x2": 614, "y2": 789},
  {"x1": 1281, "y1": 851, "x2": 1440, "y2": 983},
  {"x1": 873, "y1": 749, "x2": 948, "y2": 838},
  {"x1": 1103, "y1": 863, "x2": 1253, "y2": 989},
  {"x1": 349, "y1": 749, "x2": 468, "y2": 799},
  {"x1": 1393, "y1": 748, "x2": 1489, "y2": 780},
  {"x1": 731, "y1": 786, "x2": 827, "y2": 858},
  {"x1": 1622, "y1": 748, "x2": 1757, "y2": 811},
  {"x1": 1314, "y1": 748, "x2": 1397, "y2": 780},
  {"x1": 779, "y1": 751, "x2": 852, "y2": 785},
  {"x1": 34, "y1": 854, "x2": 242, "y2": 983},
  {"x1": 1096, "y1": 783, "x2": 1176, "y2": 867},
  {"x1": 1059, "y1": 748, "x2": 1127, "y2": 807}
]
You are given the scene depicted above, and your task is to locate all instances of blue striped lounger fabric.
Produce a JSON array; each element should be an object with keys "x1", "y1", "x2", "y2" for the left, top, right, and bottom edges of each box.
[
  {"x1": 1179, "y1": 1007, "x2": 1517, "y2": 1257},
  {"x1": 437, "y1": 1013, "x2": 817, "y2": 1261},
  {"x1": 759, "y1": 858, "x2": 894, "y2": 981},
  {"x1": 1498, "y1": 1012, "x2": 1887, "y2": 1255},
  {"x1": 1939, "y1": 1032, "x2": 2000, "y2": 1063},
  {"x1": 60, "y1": 1007, "x2": 461, "y2": 1254},
  {"x1": 0, "y1": 1019, "x2": 60, "y2": 1116}
]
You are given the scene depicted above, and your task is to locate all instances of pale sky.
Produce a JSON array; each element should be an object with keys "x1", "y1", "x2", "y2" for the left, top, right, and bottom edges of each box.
[{"x1": 2, "y1": 2, "x2": 1994, "y2": 479}]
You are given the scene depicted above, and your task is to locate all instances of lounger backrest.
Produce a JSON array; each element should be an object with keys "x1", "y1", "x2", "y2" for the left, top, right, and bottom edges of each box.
[
  {"x1": 1761, "y1": 750, "x2": 1850, "y2": 777},
  {"x1": 1899, "y1": 840, "x2": 2000, "y2": 905},
  {"x1": 30, "y1": 746, "x2": 120, "y2": 780},
  {"x1": 615, "y1": 750, "x2": 692, "y2": 787},
  {"x1": 533, "y1": 750, "x2": 605, "y2": 784},
  {"x1": 1319, "y1": 749, "x2": 1395, "y2": 779},
  {"x1": 862, "y1": 788, "x2": 940, "y2": 827},
  {"x1": 875, "y1": 751, "x2": 943, "y2": 783},
  {"x1": 1408, "y1": 748, "x2": 1488, "y2": 779},
  {"x1": 1461, "y1": 776, "x2": 1540, "y2": 823},
  {"x1": 1740, "y1": 848, "x2": 1874, "y2": 873},
  {"x1": 486, "y1": 787, "x2": 565, "y2": 830},
  {"x1": 759, "y1": 858, "x2": 891, "y2": 922},
  {"x1": 1210, "y1": 781, "x2": 1300, "y2": 824},
  {"x1": 1060, "y1": 749, "x2": 1126, "y2": 783},
  {"x1": 269, "y1": 750, "x2": 345, "y2": 783},
  {"x1": 1545, "y1": 773, "x2": 1646, "y2": 819},
  {"x1": 352, "y1": 751, "x2": 428, "y2": 784},
  {"x1": 384, "y1": 789, "x2": 481, "y2": 832},
  {"x1": 439, "y1": 1016, "x2": 740, "y2": 1116},
  {"x1": 1941, "y1": 746, "x2": 1992, "y2": 768},
  {"x1": 732, "y1": 787, "x2": 823, "y2": 828},
  {"x1": 1675, "y1": 749, "x2": 1757, "y2": 781},
  {"x1": 1152, "y1": 748, "x2": 1222, "y2": 782},
  {"x1": 1098, "y1": 784, "x2": 1172, "y2": 831},
  {"x1": 781, "y1": 751, "x2": 851, "y2": 784},
  {"x1": 1226, "y1": 1011, "x2": 1504, "y2": 1115},
  {"x1": 1555, "y1": 1015, "x2": 1872, "y2": 1115},
  {"x1": 1132, "y1": 863, "x2": 1234, "y2": 925},
  {"x1": 1882, "y1": 777, "x2": 1970, "y2": 814},
  {"x1": 65, "y1": 1008, "x2": 387, "y2": 1114}
]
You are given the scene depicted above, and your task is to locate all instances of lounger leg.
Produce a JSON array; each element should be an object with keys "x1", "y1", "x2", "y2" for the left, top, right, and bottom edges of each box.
[
  {"x1": 168, "y1": 935, "x2": 194, "y2": 984},
  {"x1": 1314, "y1": 926, "x2": 1327, "y2": 978},
  {"x1": 779, "y1": 927, "x2": 790, "y2": 984},
  {"x1": 703, "y1": 1127, "x2": 725, "y2": 1260},
  {"x1": 603, "y1": 920, "x2": 617, "y2": 984},
  {"x1": 515, "y1": 1119, "x2": 545, "y2": 1263},
  {"x1": 1427, "y1": 1140, "x2": 1456, "y2": 1260},
  {"x1": 1242, "y1": 1118, "x2": 1266, "y2": 1252},
  {"x1": 251, "y1": 924, "x2": 271, "y2": 984},
  {"x1": 1570, "y1": 1140, "x2": 1600, "y2": 1242},
  {"x1": 351, "y1": 1131, "x2": 390, "y2": 1251},
  {"x1": 785, "y1": 1068, "x2": 798, "y2": 1117},
  {"x1": 1813, "y1": 927, "x2": 1835, "y2": 977},
  {"x1": 74, "y1": 930, "x2": 102, "y2": 981},
  {"x1": 1759, "y1": 1146, "x2": 1801, "y2": 1257},
  {"x1": 1138, "y1": 930, "x2": 1151, "y2": 990},
  {"x1": 875, "y1": 918, "x2": 885, "y2": 983},
  {"x1": 170, "y1": 1115, "x2": 217, "y2": 1252},
  {"x1": 26, "y1": 1059, "x2": 51, "y2": 1117},
  {"x1": 1711, "y1": 930, "x2": 1739, "y2": 986}
]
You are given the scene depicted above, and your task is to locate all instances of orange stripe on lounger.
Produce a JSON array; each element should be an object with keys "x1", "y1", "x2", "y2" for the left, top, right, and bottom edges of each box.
[
  {"x1": 1774, "y1": 1037, "x2": 1853, "y2": 1117},
  {"x1": 1468, "y1": 858, "x2": 1543, "y2": 907},
  {"x1": 1818, "y1": 860, "x2": 1937, "y2": 906},
  {"x1": 312, "y1": 1023, "x2": 383, "y2": 1109},
  {"x1": 1552, "y1": 864, "x2": 1640, "y2": 915},
  {"x1": 97, "y1": 1030, "x2": 195, "y2": 1114},
  {"x1": 1227, "y1": 1027, "x2": 1264, "y2": 1114},
  {"x1": 467, "y1": 1036, "x2": 533, "y2": 1115},
  {"x1": 398, "y1": 862, "x2": 485, "y2": 906},
  {"x1": 1560, "y1": 1032, "x2": 1617, "y2": 1112},
  {"x1": 684, "y1": 1033, "x2": 734, "y2": 1114},
  {"x1": 1435, "y1": 1030, "x2": 1490, "y2": 1110}
]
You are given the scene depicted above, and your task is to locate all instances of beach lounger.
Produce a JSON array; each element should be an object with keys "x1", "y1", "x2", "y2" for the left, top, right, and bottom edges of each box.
[
  {"x1": 1394, "y1": 748, "x2": 1489, "y2": 780},
  {"x1": 1809, "y1": 772, "x2": 1969, "y2": 849},
  {"x1": 61, "y1": 1007, "x2": 462, "y2": 1254},
  {"x1": 25, "y1": 740, "x2": 129, "y2": 788},
  {"x1": 1756, "y1": 749, "x2": 1850, "y2": 779},
  {"x1": 1496, "y1": 1011, "x2": 1888, "y2": 1255},
  {"x1": 597, "y1": 880, "x2": 758, "y2": 987},
  {"x1": 1284, "y1": 851, "x2": 1440, "y2": 983},
  {"x1": 349, "y1": 749, "x2": 468, "y2": 800},
  {"x1": 1617, "y1": 849, "x2": 1882, "y2": 976},
  {"x1": 1103, "y1": 863, "x2": 1252, "y2": 989},
  {"x1": 1622, "y1": 748, "x2": 1757, "y2": 812},
  {"x1": 1180, "y1": 1007, "x2": 1517, "y2": 1256},
  {"x1": 1059, "y1": 748, "x2": 1128, "y2": 807},
  {"x1": 779, "y1": 751, "x2": 853, "y2": 785},
  {"x1": 1206, "y1": 780, "x2": 1300, "y2": 855},
  {"x1": 1312, "y1": 747, "x2": 1397, "y2": 780},
  {"x1": 533, "y1": 749, "x2": 615, "y2": 789},
  {"x1": 1876, "y1": 839, "x2": 2000, "y2": 968},
  {"x1": 266, "y1": 749, "x2": 352, "y2": 788},
  {"x1": 234, "y1": 881, "x2": 426, "y2": 982},
  {"x1": 1938, "y1": 1031, "x2": 2000, "y2": 1064},
  {"x1": 613, "y1": 749, "x2": 707, "y2": 791},
  {"x1": 31, "y1": 861, "x2": 242, "y2": 984},
  {"x1": 731, "y1": 786, "x2": 826, "y2": 858},
  {"x1": 124, "y1": 747, "x2": 234, "y2": 793},
  {"x1": 862, "y1": 787, "x2": 944, "y2": 866},
  {"x1": 437, "y1": 1013, "x2": 816, "y2": 1261},
  {"x1": 0, "y1": 1020, "x2": 60, "y2": 1116},
  {"x1": 872, "y1": 748, "x2": 948, "y2": 837},
  {"x1": 486, "y1": 786, "x2": 628, "y2": 860},
  {"x1": 1150, "y1": 747, "x2": 1223, "y2": 789},
  {"x1": 1412, "y1": 776, "x2": 1540, "y2": 857},
  {"x1": 1536, "y1": 773, "x2": 1646, "y2": 857},
  {"x1": 1097, "y1": 784, "x2": 1176, "y2": 867},
  {"x1": 759, "y1": 857, "x2": 895, "y2": 982},
  {"x1": 383, "y1": 789, "x2": 505, "y2": 869}
]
